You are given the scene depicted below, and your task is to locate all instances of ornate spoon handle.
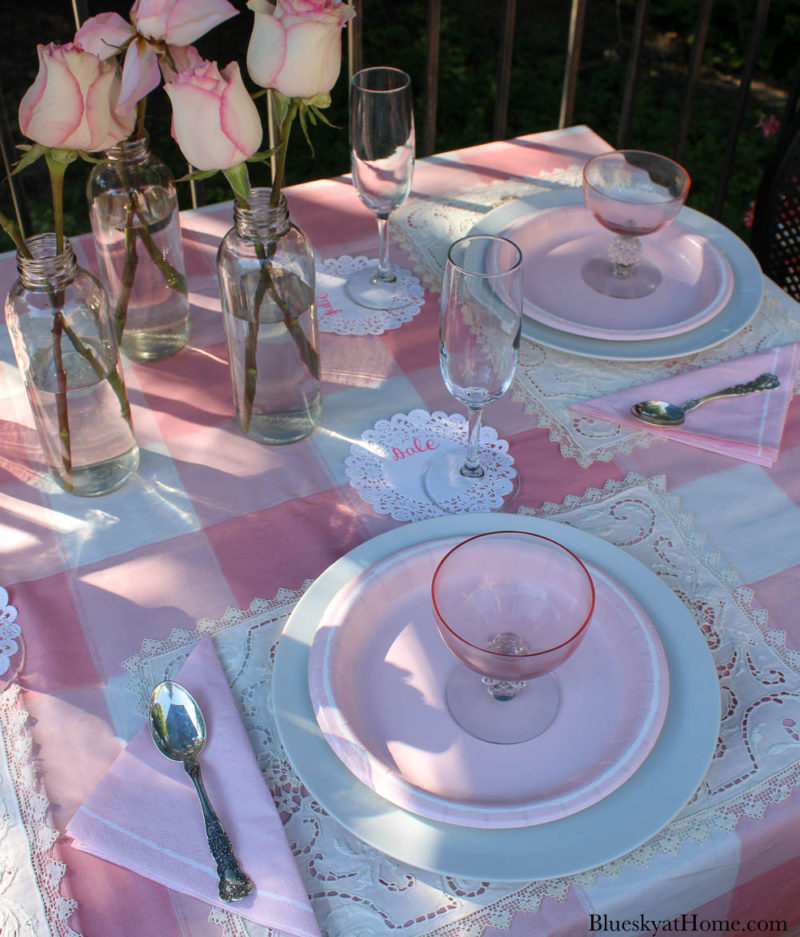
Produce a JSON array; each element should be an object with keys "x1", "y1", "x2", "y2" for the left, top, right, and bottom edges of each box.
[
  {"x1": 184, "y1": 757, "x2": 254, "y2": 902},
  {"x1": 680, "y1": 372, "x2": 780, "y2": 414}
]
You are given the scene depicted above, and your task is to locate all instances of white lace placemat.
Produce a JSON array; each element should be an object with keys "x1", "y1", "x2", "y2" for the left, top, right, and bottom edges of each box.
[
  {"x1": 344, "y1": 409, "x2": 517, "y2": 519},
  {"x1": 0, "y1": 657, "x2": 79, "y2": 937},
  {"x1": 0, "y1": 587, "x2": 23, "y2": 691},
  {"x1": 316, "y1": 256, "x2": 425, "y2": 335},
  {"x1": 393, "y1": 175, "x2": 800, "y2": 467},
  {"x1": 120, "y1": 472, "x2": 800, "y2": 937}
]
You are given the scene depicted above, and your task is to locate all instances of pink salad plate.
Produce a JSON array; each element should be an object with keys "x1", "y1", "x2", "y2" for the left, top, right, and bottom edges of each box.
[
  {"x1": 501, "y1": 202, "x2": 734, "y2": 341},
  {"x1": 308, "y1": 535, "x2": 669, "y2": 829},
  {"x1": 471, "y1": 189, "x2": 763, "y2": 361}
]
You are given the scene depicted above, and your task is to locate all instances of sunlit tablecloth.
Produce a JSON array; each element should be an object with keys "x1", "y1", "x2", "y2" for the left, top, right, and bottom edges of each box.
[{"x1": 2, "y1": 125, "x2": 800, "y2": 937}]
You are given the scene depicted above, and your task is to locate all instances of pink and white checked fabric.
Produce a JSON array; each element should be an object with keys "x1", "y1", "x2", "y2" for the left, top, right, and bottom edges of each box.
[{"x1": 2, "y1": 126, "x2": 800, "y2": 937}]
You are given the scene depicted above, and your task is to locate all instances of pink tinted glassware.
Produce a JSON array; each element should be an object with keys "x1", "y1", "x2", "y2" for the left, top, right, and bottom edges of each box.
[
  {"x1": 582, "y1": 150, "x2": 690, "y2": 299},
  {"x1": 431, "y1": 531, "x2": 595, "y2": 744}
]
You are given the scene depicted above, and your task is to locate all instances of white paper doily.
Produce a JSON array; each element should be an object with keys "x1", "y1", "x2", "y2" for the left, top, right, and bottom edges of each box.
[
  {"x1": 344, "y1": 409, "x2": 517, "y2": 520},
  {"x1": 316, "y1": 256, "x2": 425, "y2": 335}
]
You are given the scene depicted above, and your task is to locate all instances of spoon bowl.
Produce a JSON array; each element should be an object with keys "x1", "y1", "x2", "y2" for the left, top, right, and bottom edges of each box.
[
  {"x1": 149, "y1": 681, "x2": 254, "y2": 902},
  {"x1": 630, "y1": 399, "x2": 689, "y2": 426},
  {"x1": 150, "y1": 680, "x2": 207, "y2": 760}
]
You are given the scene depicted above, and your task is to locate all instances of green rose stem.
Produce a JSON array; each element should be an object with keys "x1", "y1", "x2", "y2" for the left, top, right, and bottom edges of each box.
[
  {"x1": 50, "y1": 311, "x2": 72, "y2": 482},
  {"x1": 111, "y1": 126, "x2": 187, "y2": 343},
  {"x1": 44, "y1": 150, "x2": 72, "y2": 481},
  {"x1": 38, "y1": 150, "x2": 135, "y2": 485},
  {"x1": 222, "y1": 104, "x2": 320, "y2": 434},
  {"x1": 115, "y1": 199, "x2": 139, "y2": 341}
]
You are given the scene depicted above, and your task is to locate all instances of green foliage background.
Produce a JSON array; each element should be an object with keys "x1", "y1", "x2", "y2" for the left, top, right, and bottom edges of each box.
[{"x1": 0, "y1": 0, "x2": 797, "y2": 252}]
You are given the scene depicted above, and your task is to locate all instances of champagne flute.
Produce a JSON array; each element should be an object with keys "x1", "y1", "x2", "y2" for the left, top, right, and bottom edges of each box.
[
  {"x1": 423, "y1": 234, "x2": 523, "y2": 510},
  {"x1": 346, "y1": 67, "x2": 415, "y2": 310}
]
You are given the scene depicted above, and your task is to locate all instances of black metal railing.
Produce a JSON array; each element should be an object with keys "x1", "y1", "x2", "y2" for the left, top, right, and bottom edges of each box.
[{"x1": 2, "y1": 0, "x2": 799, "y2": 237}]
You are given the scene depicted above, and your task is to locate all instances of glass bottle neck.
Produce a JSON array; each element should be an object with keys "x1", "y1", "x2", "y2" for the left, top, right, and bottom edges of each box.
[
  {"x1": 17, "y1": 234, "x2": 78, "y2": 290},
  {"x1": 106, "y1": 135, "x2": 150, "y2": 165},
  {"x1": 233, "y1": 188, "x2": 291, "y2": 241}
]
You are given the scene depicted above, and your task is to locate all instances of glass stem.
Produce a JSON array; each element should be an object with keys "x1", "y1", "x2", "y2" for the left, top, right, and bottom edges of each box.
[
  {"x1": 608, "y1": 234, "x2": 641, "y2": 279},
  {"x1": 481, "y1": 676, "x2": 528, "y2": 701},
  {"x1": 375, "y1": 214, "x2": 396, "y2": 283},
  {"x1": 461, "y1": 406, "x2": 485, "y2": 478}
]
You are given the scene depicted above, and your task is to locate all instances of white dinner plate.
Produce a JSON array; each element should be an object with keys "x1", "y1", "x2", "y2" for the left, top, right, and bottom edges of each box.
[
  {"x1": 470, "y1": 189, "x2": 764, "y2": 361},
  {"x1": 273, "y1": 513, "x2": 720, "y2": 881},
  {"x1": 308, "y1": 543, "x2": 669, "y2": 829}
]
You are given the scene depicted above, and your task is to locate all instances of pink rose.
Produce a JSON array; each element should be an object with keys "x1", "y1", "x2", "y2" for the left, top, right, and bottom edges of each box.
[
  {"x1": 131, "y1": 0, "x2": 237, "y2": 46},
  {"x1": 75, "y1": 12, "x2": 135, "y2": 60},
  {"x1": 246, "y1": 0, "x2": 354, "y2": 99},
  {"x1": 75, "y1": 0, "x2": 237, "y2": 114},
  {"x1": 159, "y1": 44, "x2": 205, "y2": 84},
  {"x1": 164, "y1": 59, "x2": 262, "y2": 171},
  {"x1": 19, "y1": 43, "x2": 136, "y2": 151}
]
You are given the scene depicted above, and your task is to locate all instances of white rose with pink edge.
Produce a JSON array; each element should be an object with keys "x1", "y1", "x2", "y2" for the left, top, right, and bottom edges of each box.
[
  {"x1": 75, "y1": 0, "x2": 237, "y2": 114},
  {"x1": 246, "y1": 0, "x2": 355, "y2": 99},
  {"x1": 164, "y1": 59, "x2": 263, "y2": 171},
  {"x1": 19, "y1": 43, "x2": 135, "y2": 151}
]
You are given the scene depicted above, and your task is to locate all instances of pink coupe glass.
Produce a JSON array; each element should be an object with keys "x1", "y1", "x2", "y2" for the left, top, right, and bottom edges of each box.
[
  {"x1": 582, "y1": 149, "x2": 691, "y2": 299},
  {"x1": 431, "y1": 531, "x2": 595, "y2": 744}
]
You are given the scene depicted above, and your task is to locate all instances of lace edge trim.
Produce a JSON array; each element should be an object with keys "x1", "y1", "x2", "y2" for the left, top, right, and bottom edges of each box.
[
  {"x1": 0, "y1": 685, "x2": 82, "y2": 937},
  {"x1": 424, "y1": 471, "x2": 800, "y2": 937}
]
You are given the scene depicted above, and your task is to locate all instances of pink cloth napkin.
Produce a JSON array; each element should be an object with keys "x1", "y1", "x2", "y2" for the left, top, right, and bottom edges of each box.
[
  {"x1": 571, "y1": 343, "x2": 800, "y2": 467},
  {"x1": 66, "y1": 636, "x2": 321, "y2": 937}
]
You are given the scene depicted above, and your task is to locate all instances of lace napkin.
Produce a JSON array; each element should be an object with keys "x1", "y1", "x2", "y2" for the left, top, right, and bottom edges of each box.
[
  {"x1": 316, "y1": 256, "x2": 425, "y2": 335},
  {"x1": 66, "y1": 636, "x2": 321, "y2": 937},
  {"x1": 344, "y1": 409, "x2": 517, "y2": 520},
  {"x1": 571, "y1": 343, "x2": 800, "y2": 466}
]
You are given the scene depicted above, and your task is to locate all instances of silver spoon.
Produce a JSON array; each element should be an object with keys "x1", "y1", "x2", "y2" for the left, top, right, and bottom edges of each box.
[
  {"x1": 630, "y1": 372, "x2": 780, "y2": 427},
  {"x1": 149, "y1": 681, "x2": 254, "y2": 902}
]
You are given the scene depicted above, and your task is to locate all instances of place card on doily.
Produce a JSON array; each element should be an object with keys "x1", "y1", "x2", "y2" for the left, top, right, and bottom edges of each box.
[
  {"x1": 344, "y1": 409, "x2": 517, "y2": 521},
  {"x1": 316, "y1": 256, "x2": 425, "y2": 335}
]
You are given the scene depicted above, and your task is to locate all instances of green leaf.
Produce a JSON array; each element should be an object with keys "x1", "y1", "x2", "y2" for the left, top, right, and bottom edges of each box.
[
  {"x1": 12, "y1": 142, "x2": 46, "y2": 174},
  {"x1": 311, "y1": 106, "x2": 339, "y2": 129},
  {"x1": 297, "y1": 106, "x2": 316, "y2": 159},
  {"x1": 174, "y1": 168, "x2": 219, "y2": 183},
  {"x1": 271, "y1": 90, "x2": 291, "y2": 127},
  {"x1": 0, "y1": 210, "x2": 29, "y2": 255},
  {"x1": 222, "y1": 162, "x2": 252, "y2": 207},
  {"x1": 77, "y1": 151, "x2": 106, "y2": 165},
  {"x1": 247, "y1": 146, "x2": 281, "y2": 162}
]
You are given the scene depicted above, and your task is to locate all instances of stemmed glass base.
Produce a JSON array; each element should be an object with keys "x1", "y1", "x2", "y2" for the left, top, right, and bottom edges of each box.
[
  {"x1": 344, "y1": 264, "x2": 411, "y2": 310},
  {"x1": 581, "y1": 233, "x2": 662, "y2": 299},
  {"x1": 445, "y1": 663, "x2": 560, "y2": 744},
  {"x1": 422, "y1": 447, "x2": 519, "y2": 512},
  {"x1": 581, "y1": 256, "x2": 662, "y2": 300}
]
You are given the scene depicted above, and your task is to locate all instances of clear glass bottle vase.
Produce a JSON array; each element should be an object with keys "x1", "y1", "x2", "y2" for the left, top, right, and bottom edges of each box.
[
  {"x1": 88, "y1": 135, "x2": 190, "y2": 361},
  {"x1": 216, "y1": 188, "x2": 321, "y2": 444},
  {"x1": 5, "y1": 234, "x2": 140, "y2": 496}
]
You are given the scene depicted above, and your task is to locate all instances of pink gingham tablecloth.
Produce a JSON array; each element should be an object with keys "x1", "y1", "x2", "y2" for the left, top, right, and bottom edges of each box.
[{"x1": 2, "y1": 126, "x2": 800, "y2": 937}]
